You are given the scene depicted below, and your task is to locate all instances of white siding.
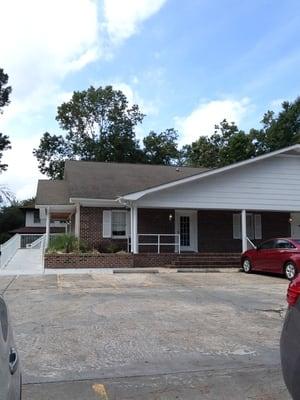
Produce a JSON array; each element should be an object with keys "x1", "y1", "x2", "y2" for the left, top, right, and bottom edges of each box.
[
  {"x1": 25, "y1": 210, "x2": 67, "y2": 228},
  {"x1": 137, "y1": 155, "x2": 300, "y2": 211}
]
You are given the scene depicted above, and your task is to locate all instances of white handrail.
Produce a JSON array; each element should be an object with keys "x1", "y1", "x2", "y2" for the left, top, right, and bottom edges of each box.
[
  {"x1": 138, "y1": 234, "x2": 181, "y2": 254},
  {"x1": 246, "y1": 237, "x2": 257, "y2": 249},
  {"x1": 0, "y1": 234, "x2": 21, "y2": 268},
  {"x1": 26, "y1": 234, "x2": 46, "y2": 249}
]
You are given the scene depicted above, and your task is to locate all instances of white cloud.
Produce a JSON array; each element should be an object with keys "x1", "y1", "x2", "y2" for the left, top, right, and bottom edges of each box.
[
  {"x1": 175, "y1": 98, "x2": 250, "y2": 146},
  {"x1": 0, "y1": 0, "x2": 99, "y2": 125},
  {"x1": 0, "y1": 0, "x2": 167, "y2": 200},
  {"x1": 1, "y1": 134, "x2": 44, "y2": 200},
  {"x1": 103, "y1": 0, "x2": 167, "y2": 43},
  {"x1": 113, "y1": 82, "x2": 159, "y2": 116}
]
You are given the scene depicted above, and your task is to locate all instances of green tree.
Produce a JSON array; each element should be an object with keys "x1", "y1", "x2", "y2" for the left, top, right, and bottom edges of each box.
[
  {"x1": 260, "y1": 98, "x2": 300, "y2": 151},
  {"x1": 183, "y1": 136, "x2": 219, "y2": 168},
  {"x1": 0, "y1": 198, "x2": 36, "y2": 244},
  {"x1": 185, "y1": 120, "x2": 256, "y2": 168},
  {"x1": 0, "y1": 203, "x2": 24, "y2": 244},
  {"x1": 0, "y1": 68, "x2": 12, "y2": 172},
  {"x1": 34, "y1": 86, "x2": 145, "y2": 179},
  {"x1": 143, "y1": 128, "x2": 179, "y2": 165}
]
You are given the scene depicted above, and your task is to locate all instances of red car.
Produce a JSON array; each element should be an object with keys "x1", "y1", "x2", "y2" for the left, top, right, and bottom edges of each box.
[
  {"x1": 280, "y1": 276, "x2": 300, "y2": 398},
  {"x1": 241, "y1": 238, "x2": 300, "y2": 280}
]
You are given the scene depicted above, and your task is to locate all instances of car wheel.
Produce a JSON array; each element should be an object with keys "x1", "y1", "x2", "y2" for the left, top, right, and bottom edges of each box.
[
  {"x1": 242, "y1": 258, "x2": 252, "y2": 273},
  {"x1": 284, "y1": 262, "x2": 297, "y2": 280}
]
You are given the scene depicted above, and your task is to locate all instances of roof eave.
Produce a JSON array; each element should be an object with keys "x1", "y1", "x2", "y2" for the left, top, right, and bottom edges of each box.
[{"x1": 120, "y1": 144, "x2": 300, "y2": 201}]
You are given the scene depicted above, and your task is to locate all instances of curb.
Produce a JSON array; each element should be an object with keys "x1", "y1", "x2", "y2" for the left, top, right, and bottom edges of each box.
[
  {"x1": 113, "y1": 269, "x2": 159, "y2": 274},
  {"x1": 176, "y1": 268, "x2": 240, "y2": 273}
]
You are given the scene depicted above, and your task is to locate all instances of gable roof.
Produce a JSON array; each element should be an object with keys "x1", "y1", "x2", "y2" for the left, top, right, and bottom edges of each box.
[
  {"x1": 120, "y1": 144, "x2": 300, "y2": 201},
  {"x1": 36, "y1": 162, "x2": 207, "y2": 205},
  {"x1": 64, "y1": 161, "x2": 207, "y2": 199},
  {"x1": 36, "y1": 144, "x2": 300, "y2": 206},
  {"x1": 36, "y1": 180, "x2": 69, "y2": 205}
]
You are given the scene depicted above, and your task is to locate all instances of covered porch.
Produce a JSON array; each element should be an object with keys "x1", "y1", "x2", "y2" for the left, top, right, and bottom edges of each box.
[{"x1": 128, "y1": 207, "x2": 292, "y2": 254}]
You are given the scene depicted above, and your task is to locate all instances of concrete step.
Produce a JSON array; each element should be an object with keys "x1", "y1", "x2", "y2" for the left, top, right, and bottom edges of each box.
[
  {"x1": 179, "y1": 252, "x2": 240, "y2": 257},
  {"x1": 174, "y1": 260, "x2": 240, "y2": 266},
  {"x1": 171, "y1": 264, "x2": 239, "y2": 269},
  {"x1": 177, "y1": 255, "x2": 240, "y2": 260}
]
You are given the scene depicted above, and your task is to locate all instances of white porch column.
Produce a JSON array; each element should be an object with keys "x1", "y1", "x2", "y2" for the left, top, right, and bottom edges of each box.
[
  {"x1": 45, "y1": 207, "x2": 50, "y2": 249},
  {"x1": 131, "y1": 206, "x2": 138, "y2": 254},
  {"x1": 241, "y1": 209, "x2": 247, "y2": 252},
  {"x1": 74, "y1": 203, "x2": 80, "y2": 238}
]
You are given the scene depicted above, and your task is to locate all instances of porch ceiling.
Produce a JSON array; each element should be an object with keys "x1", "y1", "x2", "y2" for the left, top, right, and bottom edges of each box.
[{"x1": 50, "y1": 212, "x2": 72, "y2": 221}]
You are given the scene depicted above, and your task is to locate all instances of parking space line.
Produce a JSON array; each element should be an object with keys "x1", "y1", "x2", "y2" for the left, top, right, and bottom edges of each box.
[
  {"x1": 57, "y1": 274, "x2": 63, "y2": 290},
  {"x1": 92, "y1": 383, "x2": 109, "y2": 399}
]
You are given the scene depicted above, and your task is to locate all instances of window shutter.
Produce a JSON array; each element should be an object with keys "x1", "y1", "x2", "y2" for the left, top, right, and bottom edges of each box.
[
  {"x1": 254, "y1": 214, "x2": 262, "y2": 239},
  {"x1": 233, "y1": 214, "x2": 241, "y2": 239},
  {"x1": 126, "y1": 211, "x2": 131, "y2": 237},
  {"x1": 102, "y1": 210, "x2": 112, "y2": 238}
]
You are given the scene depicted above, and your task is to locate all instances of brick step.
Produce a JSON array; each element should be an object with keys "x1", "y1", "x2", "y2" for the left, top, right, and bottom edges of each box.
[
  {"x1": 180, "y1": 253, "x2": 240, "y2": 257},
  {"x1": 174, "y1": 260, "x2": 240, "y2": 266},
  {"x1": 176, "y1": 257, "x2": 240, "y2": 263},
  {"x1": 170, "y1": 265, "x2": 239, "y2": 269}
]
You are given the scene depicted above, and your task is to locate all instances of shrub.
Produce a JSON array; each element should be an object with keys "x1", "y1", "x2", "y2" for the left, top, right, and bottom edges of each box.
[
  {"x1": 47, "y1": 234, "x2": 88, "y2": 253},
  {"x1": 106, "y1": 243, "x2": 122, "y2": 253}
]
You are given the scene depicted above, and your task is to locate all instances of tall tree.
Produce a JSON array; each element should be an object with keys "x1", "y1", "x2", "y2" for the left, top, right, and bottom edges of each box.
[
  {"x1": 260, "y1": 98, "x2": 300, "y2": 151},
  {"x1": 185, "y1": 119, "x2": 256, "y2": 168},
  {"x1": 34, "y1": 86, "x2": 145, "y2": 179},
  {"x1": 0, "y1": 68, "x2": 12, "y2": 172},
  {"x1": 143, "y1": 128, "x2": 179, "y2": 165}
]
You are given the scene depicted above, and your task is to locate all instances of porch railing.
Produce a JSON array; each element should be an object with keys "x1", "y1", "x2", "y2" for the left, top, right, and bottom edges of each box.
[
  {"x1": 246, "y1": 237, "x2": 257, "y2": 250},
  {"x1": 0, "y1": 234, "x2": 21, "y2": 268},
  {"x1": 137, "y1": 234, "x2": 181, "y2": 253},
  {"x1": 26, "y1": 234, "x2": 46, "y2": 249},
  {"x1": 20, "y1": 234, "x2": 43, "y2": 249}
]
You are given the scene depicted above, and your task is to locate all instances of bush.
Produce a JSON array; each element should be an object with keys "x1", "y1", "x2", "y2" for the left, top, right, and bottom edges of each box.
[
  {"x1": 106, "y1": 243, "x2": 122, "y2": 253},
  {"x1": 47, "y1": 234, "x2": 88, "y2": 253}
]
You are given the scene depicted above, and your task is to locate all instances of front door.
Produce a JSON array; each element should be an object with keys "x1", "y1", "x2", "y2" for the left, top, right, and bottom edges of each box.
[{"x1": 175, "y1": 210, "x2": 198, "y2": 252}]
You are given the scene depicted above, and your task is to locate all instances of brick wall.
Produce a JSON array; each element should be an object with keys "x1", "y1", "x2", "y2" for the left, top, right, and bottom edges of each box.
[
  {"x1": 138, "y1": 208, "x2": 175, "y2": 253},
  {"x1": 44, "y1": 252, "x2": 178, "y2": 269},
  {"x1": 78, "y1": 207, "x2": 291, "y2": 254},
  {"x1": 80, "y1": 207, "x2": 127, "y2": 251},
  {"x1": 45, "y1": 253, "x2": 133, "y2": 269},
  {"x1": 198, "y1": 210, "x2": 291, "y2": 252},
  {"x1": 133, "y1": 253, "x2": 178, "y2": 267}
]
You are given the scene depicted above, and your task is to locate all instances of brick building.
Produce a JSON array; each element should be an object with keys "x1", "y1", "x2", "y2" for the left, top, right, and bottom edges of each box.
[{"x1": 36, "y1": 144, "x2": 300, "y2": 257}]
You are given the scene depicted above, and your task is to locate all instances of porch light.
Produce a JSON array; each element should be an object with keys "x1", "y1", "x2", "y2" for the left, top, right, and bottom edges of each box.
[
  {"x1": 289, "y1": 217, "x2": 293, "y2": 223},
  {"x1": 169, "y1": 213, "x2": 173, "y2": 222}
]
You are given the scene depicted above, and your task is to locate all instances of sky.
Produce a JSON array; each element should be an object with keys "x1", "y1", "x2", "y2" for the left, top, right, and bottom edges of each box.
[{"x1": 1, "y1": 0, "x2": 300, "y2": 200}]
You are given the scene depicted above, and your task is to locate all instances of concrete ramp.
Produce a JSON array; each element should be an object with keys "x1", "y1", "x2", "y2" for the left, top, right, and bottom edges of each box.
[{"x1": 0, "y1": 248, "x2": 43, "y2": 275}]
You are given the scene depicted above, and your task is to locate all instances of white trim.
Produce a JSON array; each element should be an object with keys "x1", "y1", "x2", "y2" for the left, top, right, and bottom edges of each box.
[
  {"x1": 74, "y1": 203, "x2": 80, "y2": 238},
  {"x1": 175, "y1": 210, "x2": 198, "y2": 252},
  {"x1": 241, "y1": 210, "x2": 247, "y2": 253},
  {"x1": 36, "y1": 205, "x2": 75, "y2": 212},
  {"x1": 132, "y1": 206, "x2": 138, "y2": 253},
  {"x1": 69, "y1": 198, "x2": 123, "y2": 207},
  {"x1": 120, "y1": 144, "x2": 300, "y2": 201},
  {"x1": 45, "y1": 207, "x2": 50, "y2": 249}
]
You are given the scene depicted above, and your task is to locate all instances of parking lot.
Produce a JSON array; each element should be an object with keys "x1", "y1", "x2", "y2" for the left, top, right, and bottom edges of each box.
[{"x1": 0, "y1": 271, "x2": 291, "y2": 399}]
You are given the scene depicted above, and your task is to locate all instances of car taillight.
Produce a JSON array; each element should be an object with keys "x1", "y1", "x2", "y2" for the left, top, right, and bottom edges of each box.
[{"x1": 287, "y1": 278, "x2": 300, "y2": 306}]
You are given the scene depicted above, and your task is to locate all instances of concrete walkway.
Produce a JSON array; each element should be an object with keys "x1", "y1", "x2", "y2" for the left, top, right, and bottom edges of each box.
[{"x1": 0, "y1": 248, "x2": 44, "y2": 275}]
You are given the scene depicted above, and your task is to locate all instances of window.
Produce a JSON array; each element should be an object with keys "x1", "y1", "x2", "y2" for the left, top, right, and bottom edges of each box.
[
  {"x1": 233, "y1": 213, "x2": 262, "y2": 240},
  {"x1": 275, "y1": 239, "x2": 295, "y2": 249},
  {"x1": 33, "y1": 209, "x2": 41, "y2": 223},
  {"x1": 111, "y1": 211, "x2": 127, "y2": 237},
  {"x1": 260, "y1": 240, "x2": 276, "y2": 249}
]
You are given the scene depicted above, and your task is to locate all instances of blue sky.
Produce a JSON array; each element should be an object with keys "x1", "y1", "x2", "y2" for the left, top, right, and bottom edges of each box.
[{"x1": 1, "y1": 0, "x2": 300, "y2": 199}]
